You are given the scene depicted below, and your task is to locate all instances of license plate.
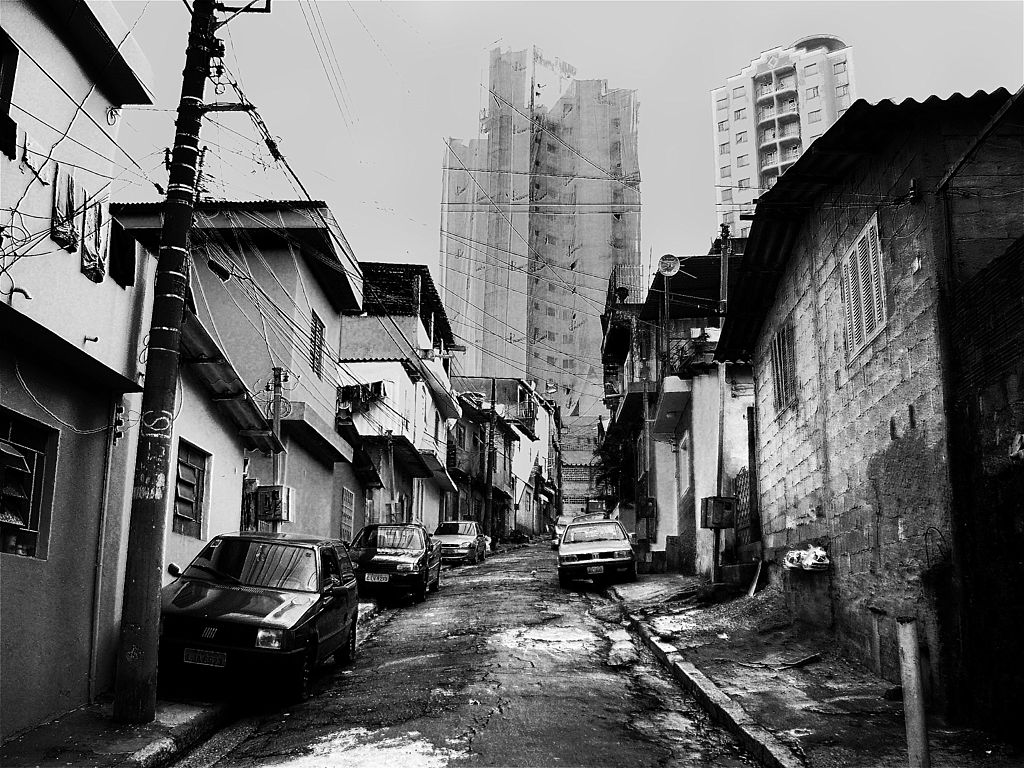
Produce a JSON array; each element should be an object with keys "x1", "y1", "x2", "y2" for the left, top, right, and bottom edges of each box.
[
  {"x1": 586, "y1": 565, "x2": 604, "y2": 575},
  {"x1": 364, "y1": 573, "x2": 389, "y2": 583},
  {"x1": 183, "y1": 648, "x2": 227, "y2": 667}
]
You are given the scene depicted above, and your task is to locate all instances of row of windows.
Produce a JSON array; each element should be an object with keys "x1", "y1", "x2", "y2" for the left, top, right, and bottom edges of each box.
[{"x1": 716, "y1": 60, "x2": 847, "y2": 111}]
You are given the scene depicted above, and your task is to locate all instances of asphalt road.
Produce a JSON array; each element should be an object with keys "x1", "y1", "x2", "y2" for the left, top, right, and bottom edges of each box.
[{"x1": 172, "y1": 545, "x2": 753, "y2": 768}]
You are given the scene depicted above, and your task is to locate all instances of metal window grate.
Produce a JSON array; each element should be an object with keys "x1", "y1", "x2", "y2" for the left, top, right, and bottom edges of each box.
[{"x1": 769, "y1": 321, "x2": 797, "y2": 412}]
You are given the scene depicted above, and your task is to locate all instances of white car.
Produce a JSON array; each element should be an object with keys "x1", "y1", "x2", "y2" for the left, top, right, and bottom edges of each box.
[
  {"x1": 557, "y1": 519, "x2": 637, "y2": 587},
  {"x1": 433, "y1": 521, "x2": 488, "y2": 564}
]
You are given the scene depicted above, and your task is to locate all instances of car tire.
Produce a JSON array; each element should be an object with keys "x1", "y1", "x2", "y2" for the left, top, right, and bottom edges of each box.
[
  {"x1": 414, "y1": 574, "x2": 428, "y2": 603},
  {"x1": 287, "y1": 646, "x2": 314, "y2": 702},
  {"x1": 334, "y1": 613, "x2": 358, "y2": 665}
]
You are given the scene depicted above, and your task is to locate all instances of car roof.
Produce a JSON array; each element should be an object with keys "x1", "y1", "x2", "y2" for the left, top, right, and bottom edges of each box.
[
  {"x1": 564, "y1": 518, "x2": 622, "y2": 528},
  {"x1": 216, "y1": 531, "x2": 342, "y2": 547},
  {"x1": 358, "y1": 523, "x2": 427, "y2": 530}
]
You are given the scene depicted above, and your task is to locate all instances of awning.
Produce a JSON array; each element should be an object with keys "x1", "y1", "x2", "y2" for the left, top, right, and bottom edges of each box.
[
  {"x1": 651, "y1": 377, "x2": 692, "y2": 435},
  {"x1": 419, "y1": 449, "x2": 458, "y2": 493}
]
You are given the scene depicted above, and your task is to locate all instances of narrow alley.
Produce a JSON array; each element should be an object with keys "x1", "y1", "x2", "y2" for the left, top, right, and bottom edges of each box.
[{"x1": 169, "y1": 547, "x2": 753, "y2": 768}]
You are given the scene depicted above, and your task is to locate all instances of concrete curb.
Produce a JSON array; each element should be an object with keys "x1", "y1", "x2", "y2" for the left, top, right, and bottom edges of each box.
[
  {"x1": 126, "y1": 703, "x2": 233, "y2": 768},
  {"x1": 614, "y1": 601, "x2": 804, "y2": 768}
]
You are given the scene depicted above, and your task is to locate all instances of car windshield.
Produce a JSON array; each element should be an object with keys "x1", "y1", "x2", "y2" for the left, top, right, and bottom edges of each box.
[
  {"x1": 563, "y1": 522, "x2": 626, "y2": 545},
  {"x1": 182, "y1": 539, "x2": 318, "y2": 592},
  {"x1": 555, "y1": 515, "x2": 576, "y2": 527},
  {"x1": 351, "y1": 526, "x2": 424, "y2": 552},
  {"x1": 435, "y1": 522, "x2": 476, "y2": 536}
]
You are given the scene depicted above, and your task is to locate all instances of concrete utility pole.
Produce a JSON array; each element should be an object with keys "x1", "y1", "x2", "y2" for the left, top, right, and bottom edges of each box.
[
  {"x1": 270, "y1": 366, "x2": 284, "y2": 533},
  {"x1": 483, "y1": 376, "x2": 497, "y2": 540},
  {"x1": 113, "y1": 0, "x2": 220, "y2": 723}
]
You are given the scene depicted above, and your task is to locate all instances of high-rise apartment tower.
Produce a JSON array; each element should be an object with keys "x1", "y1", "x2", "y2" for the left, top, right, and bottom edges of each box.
[
  {"x1": 441, "y1": 47, "x2": 640, "y2": 510},
  {"x1": 712, "y1": 36, "x2": 856, "y2": 235}
]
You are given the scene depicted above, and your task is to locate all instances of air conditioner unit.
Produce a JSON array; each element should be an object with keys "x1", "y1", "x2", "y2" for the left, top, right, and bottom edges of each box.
[
  {"x1": 700, "y1": 496, "x2": 736, "y2": 529},
  {"x1": 256, "y1": 485, "x2": 294, "y2": 522}
]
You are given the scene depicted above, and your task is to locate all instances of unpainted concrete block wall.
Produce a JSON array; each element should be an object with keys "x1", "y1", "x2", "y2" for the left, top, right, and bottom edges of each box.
[{"x1": 751, "y1": 108, "x2": 1010, "y2": 704}]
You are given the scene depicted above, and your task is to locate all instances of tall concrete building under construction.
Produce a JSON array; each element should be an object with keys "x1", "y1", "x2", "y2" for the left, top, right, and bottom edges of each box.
[
  {"x1": 712, "y1": 35, "x2": 856, "y2": 236},
  {"x1": 440, "y1": 47, "x2": 641, "y2": 515}
]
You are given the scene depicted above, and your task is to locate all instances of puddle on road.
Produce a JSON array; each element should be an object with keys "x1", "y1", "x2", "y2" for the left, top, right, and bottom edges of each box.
[{"x1": 259, "y1": 727, "x2": 466, "y2": 768}]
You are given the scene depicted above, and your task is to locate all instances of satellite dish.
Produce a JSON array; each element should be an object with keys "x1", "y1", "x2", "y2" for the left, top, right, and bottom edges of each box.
[{"x1": 658, "y1": 254, "x2": 680, "y2": 276}]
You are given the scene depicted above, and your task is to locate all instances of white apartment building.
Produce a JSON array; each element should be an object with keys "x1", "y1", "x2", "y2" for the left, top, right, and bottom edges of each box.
[{"x1": 711, "y1": 35, "x2": 856, "y2": 235}]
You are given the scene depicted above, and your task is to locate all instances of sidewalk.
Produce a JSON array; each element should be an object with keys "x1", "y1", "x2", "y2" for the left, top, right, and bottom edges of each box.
[
  {"x1": 0, "y1": 600, "x2": 381, "y2": 768},
  {"x1": 610, "y1": 574, "x2": 1022, "y2": 768}
]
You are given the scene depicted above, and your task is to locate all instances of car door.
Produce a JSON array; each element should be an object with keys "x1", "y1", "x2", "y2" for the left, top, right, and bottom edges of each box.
[
  {"x1": 472, "y1": 522, "x2": 485, "y2": 558},
  {"x1": 317, "y1": 547, "x2": 346, "y2": 659},
  {"x1": 334, "y1": 544, "x2": 359, "y2": 628}
]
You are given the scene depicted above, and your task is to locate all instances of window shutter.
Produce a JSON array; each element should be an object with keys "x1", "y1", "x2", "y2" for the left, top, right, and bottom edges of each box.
[
  {"x1": 858, "y1": 235, "x2": 875, "y2": 335},
  {"x1": 842, "y1": 260, "x2": 855, "y2": 355},
  {"x1": 849, "y1": 242, "x2": 865, "y2": 348},
  {"x1": 867, "y1": 221, "x2": 885, "y2": 327}
]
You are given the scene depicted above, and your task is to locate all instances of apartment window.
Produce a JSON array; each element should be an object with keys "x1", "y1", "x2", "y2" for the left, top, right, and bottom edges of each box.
[
  {"x1": 717, "y1": 120, "x2": 729, "y2": 132},
  {"x1": 173, "y1": 441, "x2": 208, "y2": 539},
  {"x1": 734, "y1": 108, "x2": 746, "y2": 120},
  {"x1": 0, "y1": 31, "x2": 18, "y2": 159},
  {"x1": 716, "y1": 95, "x2": 728, "y2": 111},
  {"x1": 763, "y1": 150, "x2": 777, "y2": 165},
  {"x1": 804, "y1": 62, "x2": 818, "y2": 76},
  {"x1": 806, "y1": 86, "x2": 819, "y2": 99},
  {"x1": 0, "y1": 408, "x2": 55, "y2": 559},
  {"x1": 310, "y1": 310, "x2": 325, "y2": 378},
  {"x1": 532, "y1": 301, "x2": 540, "y2": 310},
  {"x1": 761, "y1": 128, "x2": 776, "y2": 143},
  {"x1": 720, "y1": 166, "x2": 732, "y2": 179},
  {"x1": 547, "y1": 330, "x2": 556, "y2": 341},
  {"x1": 546, "y1": 306, "x2": 556, "y2": 317},
  {"x1": 736, "y1": 131, "x2": 747, "y2": 144},
  {"x1": 732, "y1": 85, "x2": 745, "y2": 98},
  {"x1": 107, "y1": 218, "x2": 137, "y2": 288},
  {"x1": 737, "y1": 154, "x2": 749, "y2": 167},
  {"x1": 738, "y1": 178, "x2": 750, "y2": 189},
  {"x1": 562, "y1": 333, "x2": 574, "y2": 344},
  {"x1": 769, "y1": 321, "x2": 797, "y2": 413},
  {"x1": 722, "y1": 212, "x2": 734, "y2": 226},
  {"x1": 808, "y1": 110, "x2": 822, "y2": 124},
  {"x1": 842, "y1": 214, "x2": 887, "y2": 358},
  {"x1": 836, "y1": 84, "x2": 849, "y2": 97},
  {"x1": 562, "y1": 359, "x2": 574, "y2": 370},
  {"x1": 546, "y1": 355, "x2": 556, "y2": 366},
  {"x1": 719, "y1": 142, "x2": 730, "y2": 156},
  {"x1": 834, "y1": 61, "x2": 847, "y2": 75},
  {"x1": 340, "y1": 488, "x2": 355, "y2": 541}
]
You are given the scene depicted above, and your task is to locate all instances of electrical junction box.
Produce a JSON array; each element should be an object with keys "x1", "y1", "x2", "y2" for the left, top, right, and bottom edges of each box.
[
  {"x1": 700, "y1": 496, "x2": 736, "y2": 529},
  {"x1": 256, "y1": 485, "x2": 294, "y2": 522}
]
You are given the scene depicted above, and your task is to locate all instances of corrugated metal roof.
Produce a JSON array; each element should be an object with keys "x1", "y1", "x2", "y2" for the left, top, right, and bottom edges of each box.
[{"x1": 715, "y1": 88, "x2": 1013, "y2": 361}]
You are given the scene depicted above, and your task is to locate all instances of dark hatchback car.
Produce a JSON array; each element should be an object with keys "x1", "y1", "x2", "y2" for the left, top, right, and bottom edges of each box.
[
  {"x1": 348, "y1": 523, "x2": 441, "y2": 602},
  {"x1": 159, "y1": 532, "x2": 359, "y2": 701}
]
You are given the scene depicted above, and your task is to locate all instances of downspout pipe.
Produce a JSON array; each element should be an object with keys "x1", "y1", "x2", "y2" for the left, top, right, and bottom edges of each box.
[{"x1": 88, "y1": 397, "x2": 118, "y2": 702}]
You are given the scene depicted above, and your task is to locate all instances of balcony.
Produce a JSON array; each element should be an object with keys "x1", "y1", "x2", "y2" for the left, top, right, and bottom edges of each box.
[
  {"x1": 757, "y1": 109, "x2": 776, "y2": 125},
  {"x1": 759, "y1": 132, "x2": 777, "y2": 148},
  {"x1": 447, "y1": 444, "x2": 483, "y2": 481}
]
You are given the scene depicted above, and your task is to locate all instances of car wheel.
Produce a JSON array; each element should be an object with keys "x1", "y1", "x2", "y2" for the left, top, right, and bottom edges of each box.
[
  {"x1": 334, "y1": 613, "x2": 358, "y2": 665},
  {"x1": 414, "y1": 573, "x2": 428, "y2": 603},
  {"x1": 287, "y1": 646, "x2": 314, "y2": 702}
]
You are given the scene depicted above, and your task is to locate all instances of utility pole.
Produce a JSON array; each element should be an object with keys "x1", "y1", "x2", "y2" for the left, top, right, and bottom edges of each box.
[
  {"x1": 270, "y1": 366, "x2": 284, "y2": 533},
  {"x1": 713, "y1": 223, "x2": 732, "y2": 585},
  {"x1": 114, "y1": 0, "x2": 220, "y2": 723},
  {"x1": 483, "y1": 376, "x2": 496, "y2": 540}
]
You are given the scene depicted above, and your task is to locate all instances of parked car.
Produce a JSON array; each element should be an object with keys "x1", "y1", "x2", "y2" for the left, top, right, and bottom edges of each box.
[
  {"x1": 556, "y1": 519, "x2": 637, "y2": 587},
  {"x1": 159, "y1": 531, "x2": 358, "y2": 702},
  {"x1": 348, "y1": 523, "x2": 441, "y2": 602},
  {"x1": 550, "y1": 514, "x2": 578, "y2": 549},
  {"x1": 434, "y1": 520, "x2": 487, "y2": 564}
]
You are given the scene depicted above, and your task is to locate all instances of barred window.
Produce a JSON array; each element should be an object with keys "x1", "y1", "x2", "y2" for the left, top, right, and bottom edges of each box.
[
  {"x1": 340, "y1": 488, "x2": 355, "y2": 541},
  {"x1": 769, "y1": 321, "x2": 796, "y2": 413},
  {"x1": 173, "y1": 441, "x2": 208, "y2": 539},
  {"x1": 0, "y1": 408, "x2": 55, "y2": 559},
  {"x1": 842, "y1": 214, "x2": 886, "y2": 358},
  {"x1": 310, "y1": 309, "x2": 325, "y2": 378}
]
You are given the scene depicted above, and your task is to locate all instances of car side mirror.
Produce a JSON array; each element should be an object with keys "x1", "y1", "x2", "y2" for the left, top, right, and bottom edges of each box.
[
  {"x1": 324, "y1": 576, "x2": 342, "y2": 593},
  {"x1": 167, "y1": 563, "x2": 181, "y2": 577},
  {"x1": 628, "y1": 533, "x2": 637, "y2": 545}
]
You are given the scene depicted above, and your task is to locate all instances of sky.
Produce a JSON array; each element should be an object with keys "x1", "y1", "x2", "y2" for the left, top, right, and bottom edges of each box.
[{"x1": 113, "y1": 0, "x2": 1024, "y2": 283}]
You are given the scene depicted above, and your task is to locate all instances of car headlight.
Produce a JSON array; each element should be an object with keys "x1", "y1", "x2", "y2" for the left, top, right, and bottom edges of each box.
[
  {"x1": 560, "y1": 554, "x2": 577, "y2": 563},
  {"x1": 256, "y1": 628, "x2": 285, "y2": 649},
  {"x1": 612, "y1": 550, "x2": 632, "y2": 559},
  {"x1": 396, "y1": 562, "x2": 416, "y2": 572},
  {"x1": 459, "y1": 542, "x2": 472, "y2": 549}
]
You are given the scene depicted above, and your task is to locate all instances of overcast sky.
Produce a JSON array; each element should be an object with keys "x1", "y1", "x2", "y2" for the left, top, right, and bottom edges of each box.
[{"x1": 114, "y1": 0, "x2": 1023, "y2": 281}]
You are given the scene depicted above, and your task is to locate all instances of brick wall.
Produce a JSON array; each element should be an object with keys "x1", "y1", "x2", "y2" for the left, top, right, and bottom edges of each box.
[{"x1": 751, "y1": 107, "x2": 1011, "y2": 707}]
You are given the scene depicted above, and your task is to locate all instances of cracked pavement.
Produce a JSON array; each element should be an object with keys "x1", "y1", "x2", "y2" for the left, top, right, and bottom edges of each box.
[{"x1": 171, "y1": 545, "x2": 754, "y2": 768}]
